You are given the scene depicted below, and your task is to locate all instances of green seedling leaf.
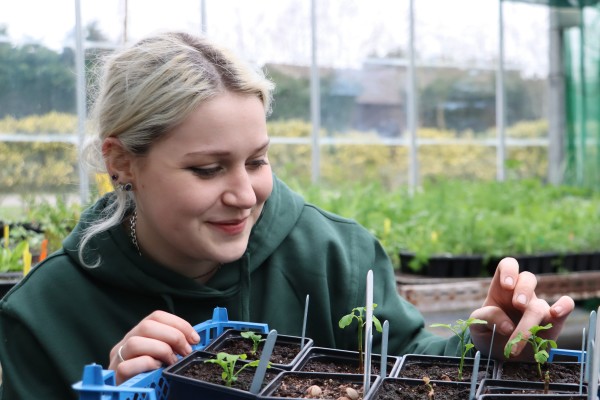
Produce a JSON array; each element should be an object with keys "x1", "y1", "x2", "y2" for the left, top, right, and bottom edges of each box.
[
  {"x1": 204, "y1": 352, "x2": 271, "y2": 388},
  {"x1": 503, "y1": 323, "x2": 556, "y2": 380},
  {"x1": 529, "y1": 323, "x2": 553, "y2": 336},
  {"x1": 534, "y1": 350, "x2": 549, "y2": 364},
  {"x1": 338, "y1": 303, "x2": 382, "y2": 373},
  {"x1": 339, "y1": 314, "x2": 355, "y2": 329},
  {"x1": 504, "y1": 332, "x2": 524, "y2": 359},
  {"x1": 240, "y1": 331, "x2": 263, "y2": 355},
  {"x1": 429, "y1": 317, "x2": 487, "y2": 380}
]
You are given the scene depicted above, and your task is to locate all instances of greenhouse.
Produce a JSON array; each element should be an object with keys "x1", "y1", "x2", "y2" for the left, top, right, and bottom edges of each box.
[{"x1": 0, "y1": 1, "x2": 599, "y2": 399}]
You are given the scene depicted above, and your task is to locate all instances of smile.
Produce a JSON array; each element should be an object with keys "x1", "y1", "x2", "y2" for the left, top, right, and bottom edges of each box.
[{"x1": 208, "y1": 219, "x2": 248, "y2": 235}]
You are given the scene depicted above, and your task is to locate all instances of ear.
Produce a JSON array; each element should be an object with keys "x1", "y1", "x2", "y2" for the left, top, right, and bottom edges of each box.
[{"x1": 102, "y1": 137, "x2": 136, "y2": 183}]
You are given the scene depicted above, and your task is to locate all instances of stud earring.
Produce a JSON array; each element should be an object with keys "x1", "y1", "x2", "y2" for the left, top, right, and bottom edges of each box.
[
  {"x1": 111, "y1": 174, "x2": 118, "y2": 181},
  {"x1": 117, "y1": 182, "x2": 133, "y2": 191}
]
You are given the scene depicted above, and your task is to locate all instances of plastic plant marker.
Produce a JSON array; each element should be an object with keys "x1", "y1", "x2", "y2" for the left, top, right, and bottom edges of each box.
[
  {"x1": 380, "y1": 320, "x2": 389, "y2": 378},
  {"x1": 249, "y1": 329, "x2": 277, "y2": 394},
  {"x1": 485, "y1": 323, "x2": 496, "y2": 379},
  {"x1": 589, "y1": 306, "x2": 600, "y2": 400},
  {"x1": 363, "y1": 269, "x2": 373, "y2": 394},
  {"x1": 469, "y1": 351, "x2": 481, "y2": 400},
  {"x1": 22, "y1": 243, "x2": 31, "y2": 275},
  {"x1": 301, "y1": 294, "x2": 309, "y2": 349},
  {"x1": 587, "y1": 339, "x2": 596, "y2": 400},
  {"x1": 585, "y1": 334, "x2": 597, "y2": 400},
  {"x1": 580, "y1": 328, "x2": 586, "y2": 395},
  {"x1": 586, "y1": 310, "x2": 596, "y2": 382}
]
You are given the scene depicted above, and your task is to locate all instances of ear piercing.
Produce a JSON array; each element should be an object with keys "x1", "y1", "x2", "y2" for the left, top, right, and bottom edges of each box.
[
  {"x1": 111, "y1": 174, "x2": 133, "y2": 191},
  {"x1": 118, "y1": 182, "x2": 133, "y2": 192}
]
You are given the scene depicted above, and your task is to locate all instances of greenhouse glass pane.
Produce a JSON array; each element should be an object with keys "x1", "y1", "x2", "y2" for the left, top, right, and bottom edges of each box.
[{"x1": 0, "y1": 0, "x2": 77, "y2": 123}]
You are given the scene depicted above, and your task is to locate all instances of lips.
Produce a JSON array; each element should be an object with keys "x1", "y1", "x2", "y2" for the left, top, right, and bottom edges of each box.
[{"x1": 208, "y1": 218, "x2": 248, "y2": 235}]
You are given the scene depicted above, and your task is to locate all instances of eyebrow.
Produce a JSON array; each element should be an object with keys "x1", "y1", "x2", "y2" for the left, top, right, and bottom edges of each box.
[{"x1": 184, "y1": 138, "x2": 270, "y2": 158}]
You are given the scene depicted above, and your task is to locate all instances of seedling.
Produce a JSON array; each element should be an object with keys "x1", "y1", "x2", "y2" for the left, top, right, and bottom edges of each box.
[
  {"x1": 430, "y1": 317, "x2": 487, "y2": 380},
  {"x1": 0, "y1": 240, "x2": 28, "y2": 272},
  {"x1": 503, "y1": 323, "x2": 557, "y2": 380},
  {"x1": 422, "y1": 376, "x2": 435, "y2": 399},
  {"x1": 204, "y1": 352, "x2": 268, "y2": 387},
  {"x1": 339, "y1": 304, "x2": 383, "y2": 373},
  {"x1": 240, "y1": 331, "x2": 263, "y2": 355}
]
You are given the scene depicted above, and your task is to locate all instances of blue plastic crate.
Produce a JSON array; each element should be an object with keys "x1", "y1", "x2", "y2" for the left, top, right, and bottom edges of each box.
[
  {"x1": 72, "y1": 307, "x2": 269, "y2": 400},
  {"x1": 548, "y1": 347, "x2": 586, "y2": 363}
]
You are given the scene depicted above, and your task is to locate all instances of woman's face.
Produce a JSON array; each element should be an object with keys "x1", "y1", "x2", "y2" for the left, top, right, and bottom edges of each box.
[{"x1": 131, "y1": 92, "x2": 273, "y2": 274}]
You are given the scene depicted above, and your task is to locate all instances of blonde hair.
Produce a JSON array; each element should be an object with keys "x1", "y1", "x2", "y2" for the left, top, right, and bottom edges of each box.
[{"x1": 79, "y1": 31, "x2": 274, "y2": 267}]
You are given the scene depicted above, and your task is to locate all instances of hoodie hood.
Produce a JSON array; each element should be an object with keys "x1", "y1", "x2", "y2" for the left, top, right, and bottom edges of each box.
[{"x1": 62, "y1": 175, "x2": 305, "y2": 304}]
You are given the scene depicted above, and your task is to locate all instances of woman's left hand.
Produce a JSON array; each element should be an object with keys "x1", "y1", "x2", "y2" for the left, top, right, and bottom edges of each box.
[{"x1": 469, "y1": 257, "x2": 575, "y2": 360}]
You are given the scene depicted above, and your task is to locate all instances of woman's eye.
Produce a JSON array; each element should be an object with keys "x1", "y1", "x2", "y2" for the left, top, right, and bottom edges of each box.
[
  {"x1": 189, "y1": 166, "x2": 222, "y2": 178},
  {"x1": 247, "y1": 159, "x2": 269, "y2": 170}
]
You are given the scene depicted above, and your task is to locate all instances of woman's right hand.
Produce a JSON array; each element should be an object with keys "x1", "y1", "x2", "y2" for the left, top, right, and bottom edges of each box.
[{"x1": 108, "y1": 310, "x2": 201, "y2": 384}]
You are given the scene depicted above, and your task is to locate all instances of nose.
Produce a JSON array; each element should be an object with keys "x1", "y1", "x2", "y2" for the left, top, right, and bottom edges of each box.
[{"x1": 222, "y1": 168, "x2": 257, "y2": 208}]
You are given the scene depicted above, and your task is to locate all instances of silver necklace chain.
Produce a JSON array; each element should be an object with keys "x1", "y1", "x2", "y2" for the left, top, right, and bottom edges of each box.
[{"x1": 129, "y1": 209, "x2": 141, "y2": 256}]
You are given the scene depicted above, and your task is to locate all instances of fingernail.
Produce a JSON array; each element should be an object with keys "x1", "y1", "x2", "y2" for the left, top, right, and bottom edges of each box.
[
  {"x1": 553, "y1": 305, "x2": 563, "y2": 316},
  {"x1": 510, "y1": 344, "x2": 519, "y2": 356},
  {"x1": 192, "y1": 331, "x2": 200, "y2": 343},
  {"x1": 504, "y1": 276, "x2": 514, "y2": 286},
  {"x1": 500, "y1": 321, "x2": 514, "y2": 335},
  {"x1": 517, "y1": 294, "x2": 527, "y2": 305},
  {"x1": 185, "y1": 344, "x2": 193, "y2": 354}
]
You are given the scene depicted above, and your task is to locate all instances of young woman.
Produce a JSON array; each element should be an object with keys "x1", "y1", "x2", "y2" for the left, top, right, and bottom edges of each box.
[{"x1": 0, "y1": 31, "x2": 574, "y2": 399}]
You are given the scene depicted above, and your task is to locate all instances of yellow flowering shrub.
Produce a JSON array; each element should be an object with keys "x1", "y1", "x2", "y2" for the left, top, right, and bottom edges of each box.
[
  {"x1": 0, "y1": 113, "x2": 549, "y2": 194},
  {"x1": 0, "y1": 112, "x2": 77, "y2": 134}
]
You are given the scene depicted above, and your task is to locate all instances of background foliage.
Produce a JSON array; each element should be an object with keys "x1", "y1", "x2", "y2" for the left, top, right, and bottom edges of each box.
[
  {"x1": 0, "y1": 114, "x2": 549, "y2": 194},
  {"x1": 0, "y1": 113, "x2": 584, "y2": 269}
]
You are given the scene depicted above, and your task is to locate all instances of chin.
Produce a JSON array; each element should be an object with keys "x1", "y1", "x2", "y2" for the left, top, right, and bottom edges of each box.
[{"x1": 218, "y1": 245, "x2": 248, "y2": 263}]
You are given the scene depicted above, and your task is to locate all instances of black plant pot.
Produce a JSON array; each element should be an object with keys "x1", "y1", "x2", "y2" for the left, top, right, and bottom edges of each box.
[
  {"x1": 259, "y1": 371, "x2": 379, "y2": 399},
  {"x1": 496, "y1": 361, "x2": 583, "y2": 384},
  {"x1": 398, "y1": 252, "x2": 490, "y2": 278},
  {"x1": 364, "y1": 377, "x2": 472, "y2": 400},
  {"x1": 203, "y1": 328, "x2": 312, "y2": 370},
  {"x1": 515, "y1": 253, "x2": 560, "y2": 274},
  {"x1": 587, "y1": 251, "x2": 600, "y2": 270},
  {"x1": 162, "y1": 350, "x2": 283, "y2": 400},
  {"x1": 479, "y1": 396, "x2": 586, "y2": 399},
  {"x1": 292, "y1": 346, "x2": 401, "y2": 377},
  {"x1": 476, "y1": 378, "x2": 586, "y2": 398},
  {"x1": 562, "y1": 251, "x2": 600, "y2": 272},
  {"x1": 396, "y1": 354, "x2": 495, "y2": 383},
  {"x1": 0, "y1": 221, "x2": 44, "y2": 235}
]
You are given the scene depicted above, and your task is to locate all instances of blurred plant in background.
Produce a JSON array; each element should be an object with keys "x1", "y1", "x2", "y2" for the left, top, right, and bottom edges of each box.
[{"x1": 0, "y1": 113, "x2": 598, "y2": 273}]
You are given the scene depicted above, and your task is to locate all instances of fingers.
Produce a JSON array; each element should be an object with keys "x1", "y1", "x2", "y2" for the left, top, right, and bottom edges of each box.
[
  {"x1": 470, "y1": 306, "x2": 515, "y2": 337},
  {"x1": 115, "y1": 335, "x2": 183, "y2": 366},
  {"x1": 485, "y1": 258, "x2": 538, "y2": 318},
  {"x1": 136, "y1": 310, "x2": 201, "y2": 346},
  {"x1": 110, "y1": 310, "x2": 201, "y2": 384},
  {"x1": 550, "y1": 295, "x2": 575, "y2": 321},
  {"x1": 511, "y1": 271, "x2": 538, "y2": 312},
  {"x1": 484, "y1": 257, "x2": 520, "y2": 308},
  {"x1": 123, "y1": 314, "x2": 198, "y2": 357},
  {"x1": 507, "y1": 297, "x2": 549, "y2": 356},
  {"x1": 475, "y1": 257, "x2": 576, "y2": 361},
  {"x1": 472, "y1": 296, "x2": 576, "y2": 360},
  {"x1": 114, "y1": 355, "x2": 163, "y2": 385}
]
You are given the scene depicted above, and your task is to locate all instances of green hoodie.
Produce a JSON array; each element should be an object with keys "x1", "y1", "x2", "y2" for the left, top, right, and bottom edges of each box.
[{"x1": 0, "y1": 176, "x2": 461, "y2": 399}]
